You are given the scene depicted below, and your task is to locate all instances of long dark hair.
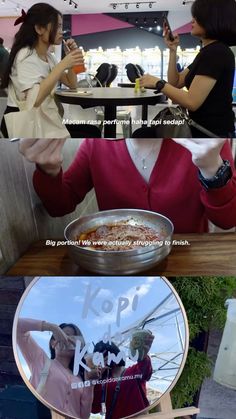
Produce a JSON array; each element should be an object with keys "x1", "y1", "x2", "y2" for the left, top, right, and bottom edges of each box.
[
  {"x1": 191, "y1": 0, "x2": 236, "y2": 46},
  {"x1": 94, "y1": 341, "x2": 126, "y2": 378},
  {"x1": 2, "y1": 3, "x2": 61, "y2": 87},
  {"x1": 49, "y1": 323, "x2": 86, "y2": 381}
]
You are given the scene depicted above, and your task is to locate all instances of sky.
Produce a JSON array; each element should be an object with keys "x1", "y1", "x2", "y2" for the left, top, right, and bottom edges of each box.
[{"x1": 15, "y1": 276, "x2": 187, "y2": 405}]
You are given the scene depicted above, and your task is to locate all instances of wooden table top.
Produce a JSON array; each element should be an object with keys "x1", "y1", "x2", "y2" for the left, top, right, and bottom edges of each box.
[{"x1": 7, "y1": 233, "x2": 236, "y2": 277}]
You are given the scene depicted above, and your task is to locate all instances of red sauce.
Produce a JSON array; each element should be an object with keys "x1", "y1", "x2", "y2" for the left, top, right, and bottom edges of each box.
[{"x1": 76, "y1": 223, "x2": 163, "y2": 251}]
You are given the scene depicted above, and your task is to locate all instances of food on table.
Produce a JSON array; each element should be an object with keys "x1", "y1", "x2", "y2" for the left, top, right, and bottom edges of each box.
[{"x1": 75, "y1": 221, "x2": 164, "y2": 251}]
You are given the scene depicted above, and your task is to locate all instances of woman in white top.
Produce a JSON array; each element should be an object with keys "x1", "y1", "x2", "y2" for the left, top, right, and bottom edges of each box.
[{"x1": 1, "y1": 3, "x2": 101, "y2": 138}]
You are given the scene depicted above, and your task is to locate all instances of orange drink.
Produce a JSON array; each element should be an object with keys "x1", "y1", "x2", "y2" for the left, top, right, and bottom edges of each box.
[{"x1": 72, "y1": 63, "x2": 86, "y2": 74}]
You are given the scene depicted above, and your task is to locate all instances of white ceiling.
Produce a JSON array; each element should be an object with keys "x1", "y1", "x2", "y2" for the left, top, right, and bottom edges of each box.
[{"x1": 0, "y1": 0, "x2": 192, "y2": 16}]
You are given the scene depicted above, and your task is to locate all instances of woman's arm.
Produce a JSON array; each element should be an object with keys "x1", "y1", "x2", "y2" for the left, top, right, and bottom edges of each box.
[
  {"x1": 19, "y1": 138, "x2": 94, "y2": 217},
  {"x1": 17, "y1": 318, "x2": 48, "y2": 372},
  {"x1": 34, "y1": 50, "x2": 83, "y2": 107},
  {"x1": 173, "y1": 139, "x2": 225, "y2": 178},
  {"x1": 59, "y1": 39, "x2": 85, "y2": 89},
  {"x1": 17, "y1": 318, "x2": 75, "y2": 355},
  {"x1": 128, "y1": 330, "x2": 154, "y2": 381},
  {"x1": 164, "y1": 32, "x2": 189, "y2": 89},
  {"x1": 140, "y1": 34, "x2": 227, "y2": 111},
  {"x1": 139, "y1": 73, "x2": 216, "y2": 111},
  {"x1": 60, "y1": 68, "x2": 77, "y2": 89},
  {"x1": 19, "y1": 139, "x2": 66, "y2": 176},
  {"x1": 168, "y1": 54, "x2": 190, "y2": 88},
  {"x1": 126, "y1": 356, "x2": 153, "y2": 382},
  {"x1": 173, "y1": 139, "x2": 236, "y2": 229},
  {"x1": 165, "y1": 74, "x2": 216, "y2": 111}
]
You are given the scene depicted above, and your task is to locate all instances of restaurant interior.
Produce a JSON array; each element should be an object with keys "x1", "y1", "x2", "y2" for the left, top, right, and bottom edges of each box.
[
  {"x1": 0, "y1": 138, "x2": 236, "y2": 278},
  {"x1": 0, "y1": 0, "x2": 236, "y2": 137},
  {"x1": 0, "y1": 2, "x2": 236, "y2": 418}
]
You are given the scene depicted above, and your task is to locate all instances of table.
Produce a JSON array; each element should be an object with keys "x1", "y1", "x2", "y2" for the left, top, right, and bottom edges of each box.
[
  {"x1": 118, "y1": 83, "x2": 135, "y2": 88},
  {"x1": 56, "y1": 87, "x2": 165, "y2": 137},
  {"x1": 7, "y1": 233, "x2": 236, "y2": 276}
]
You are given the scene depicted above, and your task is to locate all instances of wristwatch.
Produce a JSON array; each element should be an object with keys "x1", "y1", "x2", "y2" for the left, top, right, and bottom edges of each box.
[
  {"x1": 154, "y1": 79, "x2": 167, "y2": 94},
  {"x1": 198, "y1": 160, "x2": 232, "y2": 190}
]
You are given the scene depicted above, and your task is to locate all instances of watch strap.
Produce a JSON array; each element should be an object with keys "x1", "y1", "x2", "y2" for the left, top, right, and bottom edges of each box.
[
  {"x1": 198, "y1": 160, "x2": 232, "y2": 190},
  {"x1": 154, "y1": 79, "x2": 166, "y2": 94}
]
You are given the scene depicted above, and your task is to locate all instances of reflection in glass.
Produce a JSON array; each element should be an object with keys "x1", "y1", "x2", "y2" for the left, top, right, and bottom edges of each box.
[{"x1": 13, "y1": 276, "x2": 188, "y2": 419}]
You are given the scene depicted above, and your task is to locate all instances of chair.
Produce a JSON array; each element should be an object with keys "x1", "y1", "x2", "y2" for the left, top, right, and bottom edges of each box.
[
  {"x1": 78, "y1": 64, "x2": 118, "y2": 88},
  {"x1": 125, "y1": 63, "x2": 145, "y2": 83},
  {"x1": 93, "y1": 63, "x2": 113, "y2": 87},
  {"x1": 136, "y1": 64, "x2": 145, "y2": 76},
  {"x1": 106, "y1": 64, "x2": 118, "y2": 86},
  {"x1": 96, "y1": 108, "x2": 132, "y2": 137},
  {"x1": 85, "y1": 63, "x2": 131, "y2": 137}
]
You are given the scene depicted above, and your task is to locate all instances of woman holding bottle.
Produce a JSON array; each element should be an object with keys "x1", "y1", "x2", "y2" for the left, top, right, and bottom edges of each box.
[{"x1": 1, "y1": 3, "x2": 101, "y2": 138}]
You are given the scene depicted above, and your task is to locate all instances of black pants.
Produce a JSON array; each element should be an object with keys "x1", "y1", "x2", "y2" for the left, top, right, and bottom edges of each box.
[
  {"x1": 1, "y1": 106, "x2": 102, "y2": 138},
  {"x1": 66, "y1": 122, "x2": 101, "y2": 138}
]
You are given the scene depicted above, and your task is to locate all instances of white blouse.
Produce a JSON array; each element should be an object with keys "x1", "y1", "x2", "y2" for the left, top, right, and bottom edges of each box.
[{"x1": 8, "y1": 47, "x2": 57, "y2": 106}]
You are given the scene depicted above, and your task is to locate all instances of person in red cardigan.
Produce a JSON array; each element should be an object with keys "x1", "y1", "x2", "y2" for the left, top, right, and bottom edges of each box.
[
  {"x1": 19, "y1": 138, "x2": 236, "y2": 233},
  {"x1": 90, "y1": 330, "x2": 154, "y2": 419}
]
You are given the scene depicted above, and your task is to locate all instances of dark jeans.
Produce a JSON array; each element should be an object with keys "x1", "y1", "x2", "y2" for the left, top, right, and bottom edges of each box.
[{"x1": 1, "y1": 106, "x2": 102, "y2": 138}]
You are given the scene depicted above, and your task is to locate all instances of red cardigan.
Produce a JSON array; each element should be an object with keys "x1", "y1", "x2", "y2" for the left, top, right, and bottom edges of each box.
[
  {"x1": 33, "y1": 139, "x2": 236, "y2": 233},
  {"x1": 91, "y1": 356, "x2": 153, "y2": 419}
]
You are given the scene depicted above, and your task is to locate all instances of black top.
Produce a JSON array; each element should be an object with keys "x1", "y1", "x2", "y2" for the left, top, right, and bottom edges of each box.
[{"x1": 185, "y1": 41, "x2": 235, "y2": 137}]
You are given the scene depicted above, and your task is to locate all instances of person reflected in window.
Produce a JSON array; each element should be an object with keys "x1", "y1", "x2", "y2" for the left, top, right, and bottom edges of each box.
[{"x1": 17, "y1": 318, "x2": 93, "y2": 419}]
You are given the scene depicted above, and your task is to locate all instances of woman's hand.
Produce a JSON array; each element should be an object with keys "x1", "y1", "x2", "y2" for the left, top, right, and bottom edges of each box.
[
  {"x1": 139, "y1": 74, "x2": 160, "y2": 89},
  {"x1": 63, "y1": 38, "x2": 78, "y2": 54},
  {"x1": 84, "y1": 355, "x2": 108, "y2": 381},
  {"x1": 130, "y1": 330, "x2": 154, "y2": 361},
  {"x1": 172, "y1": 139, "x2": 227, "y2": 178},
  {"x1": 62, "y1": 48, "x2": 84, "y2": 70},
  {"x1": 19, "y1": 138, "x2": 67, "y2": 177},
  {"x1": 163, "y1": 25, "x2": 180, "y2": 52},
  {"x1": 42, "y1": 321, "x2": 75, "y2": 349}
]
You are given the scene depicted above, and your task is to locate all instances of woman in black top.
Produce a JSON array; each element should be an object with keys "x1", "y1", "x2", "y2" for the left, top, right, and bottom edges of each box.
[{"x1": 140, "y1": 0, "x2": 236, "y2": 138}]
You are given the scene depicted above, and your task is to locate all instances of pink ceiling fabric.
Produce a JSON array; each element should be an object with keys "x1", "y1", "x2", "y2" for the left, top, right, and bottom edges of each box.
[
  {"x1": 72, "y1": 14, "x2": 134, "y2": 36},
  {"x1": 0, "y1": 17, "x2": 19, "y2": 48},
  {"x1": 174, "y1": 22, "x2": 192, "y2": 34}
]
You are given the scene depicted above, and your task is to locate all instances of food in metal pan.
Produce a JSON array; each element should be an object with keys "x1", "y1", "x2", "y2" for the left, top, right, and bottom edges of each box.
[{"x1": 76, "y1": 221, "x2": 164, "y2": 251}]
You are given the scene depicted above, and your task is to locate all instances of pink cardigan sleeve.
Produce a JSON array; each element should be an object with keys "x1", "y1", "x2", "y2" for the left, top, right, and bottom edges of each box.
[
  {"x1": 17, "y1": 318, "x2": 48, "y2": 374},
  {"x1": 81, "y1": 386, "x2": 94, "y2": 419}
]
